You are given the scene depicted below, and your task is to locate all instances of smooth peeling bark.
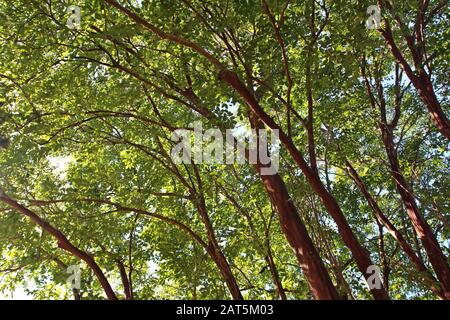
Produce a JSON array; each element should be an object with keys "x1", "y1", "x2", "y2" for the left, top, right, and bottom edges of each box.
[
  {"x1": 299, "y1": 171, "x2": 390, "y2": 300},
  {"x1": 247, "y1": 115, "x2": 339, "y2": 300},
  {"x1": 413, "y1": 72, "x2": 450, "y2": 139},
  {"x1": 360, "y1": 60, "x2": 450, "y2": 299},
  {"x1": 175, "y1": 74, "x2": 338, "y2": 299},
  {"x1": 216, "y1": 71, "x2": 381, "y2": 299},
  {"x1": 257, "y1": 170, "x2": 340, "y2": 299}
]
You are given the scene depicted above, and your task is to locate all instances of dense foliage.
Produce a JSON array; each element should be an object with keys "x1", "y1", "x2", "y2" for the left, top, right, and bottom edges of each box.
[{"x1": 0, "y1": 0, "x2": 448, "y2": 300}]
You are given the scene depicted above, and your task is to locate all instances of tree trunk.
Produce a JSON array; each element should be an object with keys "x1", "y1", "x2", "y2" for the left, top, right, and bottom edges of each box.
[
  {"x1": 258, "y1": 171, "x2": 340, "y2": 299},
  {"x1": 221, "y1": 70, "x2": 389, "y2": 299},
  {"x1": 380, "y1": 24, "x2": 450, "y2": 140},
  {"x1": 247, "y1": 114, "x2": 339, "y2": 299},
  {"x1": 117, "y1": 260, "x2": 133, "y2": 300},
  {"x1": 382, "y1": 130, "x2": 450, "y2": 299},
  {"x1": 413, "y1": 72, "x2": 450, "y2": 139},
  {"x1": 301, "y1": 170, "x2": 389, "y2": 299},
  {"x1": 345, "y1": 159, "x2": 446, "y2": 299},
  {"x1": 102, "y1": 1, "x2": 385, "y2": 299}
]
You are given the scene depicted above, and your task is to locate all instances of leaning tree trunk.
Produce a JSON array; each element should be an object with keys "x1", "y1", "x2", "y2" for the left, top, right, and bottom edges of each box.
[
  {"x1": 381, "y1": 130, "x2": 450, "y2": 299},
  {"x1": 248, "y1": 114, "x2": 339, "y2": 300},
  {"x1": 345, "y1": 160, "x2": 446, "y2": 299},
  {"x1": 103, "y1": 0, "x2": 386, "y2": 299}
]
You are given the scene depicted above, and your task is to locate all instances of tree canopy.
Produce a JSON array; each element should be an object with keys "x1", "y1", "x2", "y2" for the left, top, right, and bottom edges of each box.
[{"x1": 0, "y1": 0, "x2": 448, "y2": 300}]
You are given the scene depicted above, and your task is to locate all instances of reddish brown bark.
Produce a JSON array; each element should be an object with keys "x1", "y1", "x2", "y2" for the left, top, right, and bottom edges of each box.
[
  {"x1": 180, "y1": 75, "x2": 339, "y2": 299},
  {"x1": 224, "y1": 74, "x2": 389, "y2": 299},
  {"x1": 205, "y1": 244, "x2": 243, "y2": 300},
  {"x1": 265, "y1": 247, "x2": 287, "y2": 300},
  {"x1": 378, "y1": 10, "x2": 450, "y2": 140},
  {"x1": 218, "y1": 184, "x2": 287, "y2": 300},
  {"x1": 117, "y1": 260, "x2": 133, "y2": 300},
  {"x1": 413, "y1": 73, "x2": 450, "y2": 139},
  {"x1": 360, "y1": 60, "x2": 450, "y2": 298},
  {"x1": 103, "y1": 0, "x2": 387, "y2": 299},
  {"x1": 0, "y1": 190, "x2": 118, "y2": 300},
  {"x1": 381, "y1": 130, "x2": 450, "y2": 299},
  {"x1": 192, "y1": 166, "x2": 244, "y2": 300},
  {"x1": 248, "y1": 115, "x2": 339, "y2": 300},
  {"x1": 258, "y1": 171, "x2": 340, "y2": 299},
  {"x1": 309, "y1": 196, "x2": 355, "y2": 300},
  {"x1": 345, "y1": 160, "x2": 446, "y2": 299},
  {"x1": 301, "y1": 171, "x2": 389, "y2": 300}
]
